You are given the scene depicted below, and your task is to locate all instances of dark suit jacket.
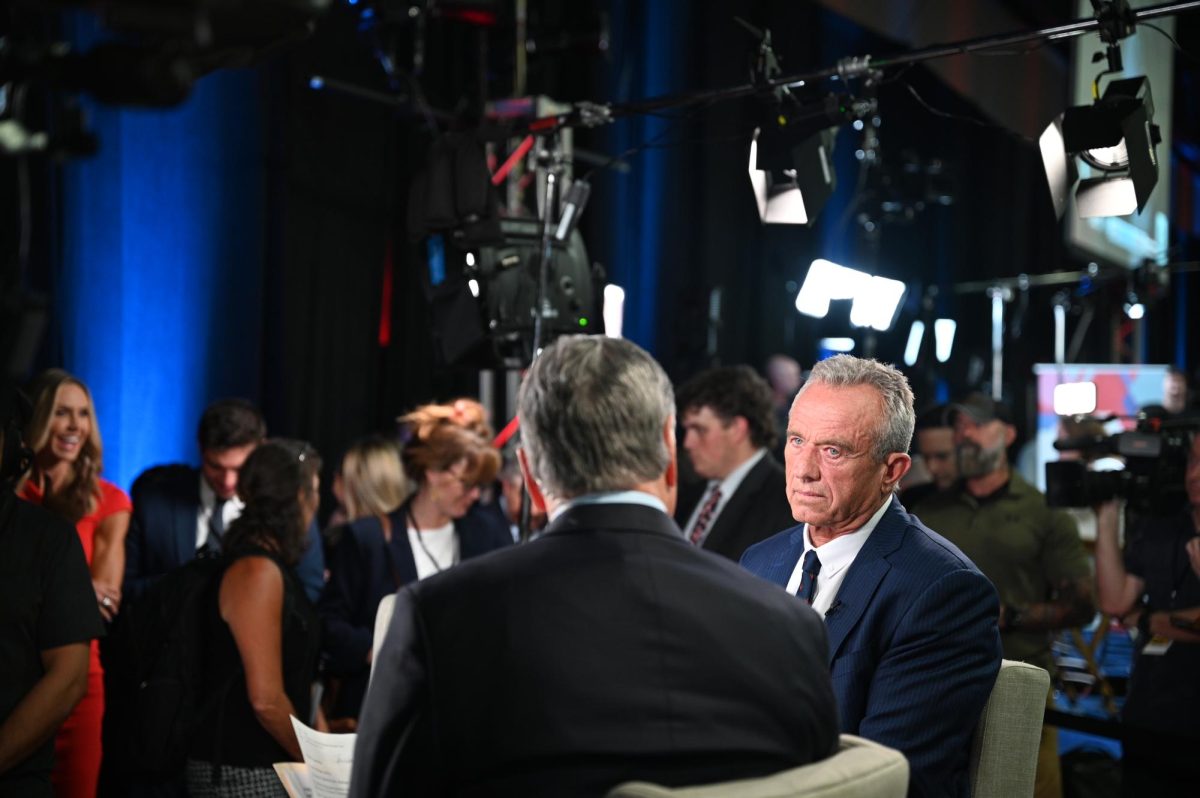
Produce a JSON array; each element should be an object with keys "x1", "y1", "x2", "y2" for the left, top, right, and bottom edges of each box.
[
  {"x1": 123, "y1": 464, "x2": 325, "y2": 603},
  {"x1": 318, "y1": 503, "x2": 512, "y2": 718},
  {"x1": 740, "y1": 498, "x2": 1001, "y2": 798},
  {"x1": 351, "y1": 501, "x2": 839, "y2": 798},
  {"x1": 675, "y1": 454, "x2": 794, "y2": 561}
]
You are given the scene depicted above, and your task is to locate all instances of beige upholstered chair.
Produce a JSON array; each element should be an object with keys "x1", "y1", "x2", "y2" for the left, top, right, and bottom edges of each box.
[
  {"x1": 369, "y1": 592, "x2": 397, "y2": 679},
  {"x1": 969, "y1": 659, "x2": 1051, "y2": 798},
  {"x1": 605, "y1": 734, "x2": 908, "y2": 798}
]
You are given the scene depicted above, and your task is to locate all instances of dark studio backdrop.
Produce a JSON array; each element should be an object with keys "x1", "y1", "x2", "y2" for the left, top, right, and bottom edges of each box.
[{"x1": 2, "y1": 0, "x2": 1198, "y2": 498}]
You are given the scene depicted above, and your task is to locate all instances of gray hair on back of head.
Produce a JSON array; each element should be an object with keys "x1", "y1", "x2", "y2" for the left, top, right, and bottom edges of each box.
[
  {"x1": 796, "y1": 354, "x2": 915, "y2": 462},
  {"x1": 518, "y1": 335, "x2": 674, "y2": 501}
]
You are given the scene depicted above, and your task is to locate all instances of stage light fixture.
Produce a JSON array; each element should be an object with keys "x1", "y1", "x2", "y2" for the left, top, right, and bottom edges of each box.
[
  {"x1": 1053, "y1": 382, "x2": 1098, "y2": 416},
  {"x1": 1041, "y1": 76, "x2": 1161, "y2": 219},
  {"x1": 1123, "y1": 291, "x2": 1145, "y2": 320},
  {"x1": 819, "y1": 337, "x2": 856, "y2": 353},
  {"x1": 603, "y1": 284, "x2": 625, "y2": 339},
  {"x1": 794, "y1": 259, "x2": 906, "y2": 332},
  {"x1": 934, "y1": 319, "x2": 956, "y2": 363},
  {"x1": 904, "y1": 321, "x2": 925, "y2": 367},
  {"x1": 748, "y1": 125, "x2": 837, "y2": 226}
]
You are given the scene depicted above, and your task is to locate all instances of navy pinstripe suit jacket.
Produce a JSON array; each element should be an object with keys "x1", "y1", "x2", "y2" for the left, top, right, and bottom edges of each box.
[{"x1": 740, "y1": 497, "x2": 1002, "y2": 798}]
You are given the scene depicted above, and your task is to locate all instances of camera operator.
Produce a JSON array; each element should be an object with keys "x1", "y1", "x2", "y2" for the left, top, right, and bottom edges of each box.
[{"x1": 1095, "y1": 431, "x2": 1200, "y2": 797}]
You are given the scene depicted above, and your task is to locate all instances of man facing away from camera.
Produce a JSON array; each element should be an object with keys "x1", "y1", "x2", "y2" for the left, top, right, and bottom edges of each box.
[{"x1": 351, "y1": 335, "x2": 839, "y2": 797}]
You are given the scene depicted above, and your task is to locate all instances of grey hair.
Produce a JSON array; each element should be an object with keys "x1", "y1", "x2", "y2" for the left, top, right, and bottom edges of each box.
[
  {"x1": 795, "y1": 354, "x2": 915, "y2": 462},
  {"x1": 518, "y1": 335, "x2": 674, "y2": 500}
]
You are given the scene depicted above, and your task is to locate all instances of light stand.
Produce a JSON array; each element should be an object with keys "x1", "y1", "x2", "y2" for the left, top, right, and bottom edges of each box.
[{"x1": 531, "y1": 134, "x2": 566, "y2": 358}]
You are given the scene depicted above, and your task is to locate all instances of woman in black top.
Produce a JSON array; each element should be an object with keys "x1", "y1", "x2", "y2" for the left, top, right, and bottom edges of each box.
[{"x1": 187, "y1": 439, "x2": 322, "y2": 797}]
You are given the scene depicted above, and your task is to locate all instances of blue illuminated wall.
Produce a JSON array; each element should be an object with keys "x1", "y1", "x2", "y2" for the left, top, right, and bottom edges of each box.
[
  {"x1": 601, "y1": 0, "x2": 687, "y2": 354},
  {"x1": 58, "y1": 18, "x2": 265, "y2": 491}
]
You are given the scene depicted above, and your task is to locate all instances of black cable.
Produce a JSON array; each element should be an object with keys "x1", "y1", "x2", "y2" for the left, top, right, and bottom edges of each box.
[
  {"x1": 1140, "y1": 21, "x2": 1200, "y2": 64},
  {"x1": 878, "y1": 63, "x2": 916, "y2": 86},
  {"x1": 579, "y1": 97, "x2": 719, "y2": 182},
  {"x1": 901, "y1": 82, "x2": 1036, "y2": 144},
  {"x1": 902, "y1": 83, "x2": 990, "y2": 129}
]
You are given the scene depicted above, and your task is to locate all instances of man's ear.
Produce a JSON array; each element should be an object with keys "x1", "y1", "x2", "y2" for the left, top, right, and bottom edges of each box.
[
  {"x1": 663, "y1": 417, "x2": 678, "y2": 490},
  {"x1": 1002, "y1": 423, "x2": 1017, "y2": 447},
  {"x1": 882, "y1": 452, "x2": 912, "y2": 492},
  {"x1": 662, "y1": 417, "x2": 678, "y2": 516},
  {"x1": 516, "y1": 447, "x2": 548, "y2": 515}
]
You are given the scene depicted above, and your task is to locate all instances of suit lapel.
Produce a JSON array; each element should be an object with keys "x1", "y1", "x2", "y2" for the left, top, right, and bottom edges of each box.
[
  {"x1": 177, "y1": 471, "x2": 203, "y2": 564},
  {"x1": 702, "y1": 457, "x2": 768, "y2": 554},
  {"x1": 823, "y1": 499, "x2": 906, "y2": 662},
  {"x1": 674, "y1": 481, "x2": 705, "y2": 527},
  {"x1": 758, "y1": 525, "x2": 807, "y2": 587},
  {"x1": 386, "y1": 508, "x2": 420, "y2": 585}
]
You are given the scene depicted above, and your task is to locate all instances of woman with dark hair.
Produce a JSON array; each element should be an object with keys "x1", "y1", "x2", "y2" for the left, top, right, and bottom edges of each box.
[
  {"x1": 17, "y1": 369, "x2": 131, "y2": 798},
  {"x1": 318, "y1": 405, "x2": 510, "y2": 725},
  {"x1": 186, "y1": 439, "x2": 322, "y2": 797}
]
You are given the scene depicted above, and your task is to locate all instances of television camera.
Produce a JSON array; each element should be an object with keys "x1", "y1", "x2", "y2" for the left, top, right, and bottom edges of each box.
[{"x1": 1045, "y1": 411, "x2": 1196, "y2": 513}]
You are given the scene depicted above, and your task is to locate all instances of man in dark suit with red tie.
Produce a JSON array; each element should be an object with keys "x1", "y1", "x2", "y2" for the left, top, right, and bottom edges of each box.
[
  {"x1": 674, "y1": 365, "x2": 794, "y2": 560},
  {"x1": 352, "y1": 336, "x2": 839, "y2": 797},
  {"x1": 740, "y1": 355, "x2": 1001, "y2": 798}
]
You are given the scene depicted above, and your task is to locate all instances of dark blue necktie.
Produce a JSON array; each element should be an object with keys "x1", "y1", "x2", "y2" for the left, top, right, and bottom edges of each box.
[
  {"x1": 797, "y1": 549, "x2": 822, "y2": 605},
  {"x1": 208, "y1": 498, "x2": 227, "y2": 552}
]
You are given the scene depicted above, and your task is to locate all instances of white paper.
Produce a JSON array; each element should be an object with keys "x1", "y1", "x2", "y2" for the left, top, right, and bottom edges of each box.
[
  {"x1": 287, "y1": 715, "x2": 356, "y2": 798},
  {"x1": 273, "y1": 762, "x2": 313, "y2": 798}
]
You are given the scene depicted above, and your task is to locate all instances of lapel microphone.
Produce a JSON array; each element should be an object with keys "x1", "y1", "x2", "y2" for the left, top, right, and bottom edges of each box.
[{"x1": 825, "y1": 600, "x2": 843, "y2": 618}]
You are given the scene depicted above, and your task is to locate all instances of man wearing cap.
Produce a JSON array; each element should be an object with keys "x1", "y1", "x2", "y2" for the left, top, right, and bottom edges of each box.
[{"x1": 913, "y1": 393, "x2": 1094, "y2": 798}]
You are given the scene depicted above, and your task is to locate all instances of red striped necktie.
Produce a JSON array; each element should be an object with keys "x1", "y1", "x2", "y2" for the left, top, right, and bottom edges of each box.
[{"x1": 689, "y1": 485, "x2": 723, "y2": 545}]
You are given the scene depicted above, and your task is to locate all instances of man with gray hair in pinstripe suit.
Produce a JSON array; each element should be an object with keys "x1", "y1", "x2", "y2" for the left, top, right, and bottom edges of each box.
[{"x1": 741, "y1": 355, "x2": 1002, "y2": 798}]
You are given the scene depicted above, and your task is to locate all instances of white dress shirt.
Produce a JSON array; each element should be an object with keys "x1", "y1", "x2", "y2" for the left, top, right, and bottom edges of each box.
[
  {"x1": 682, "y1": 448, "x2": 769, "y2": 544},
  {"x1": 407, "y1": 521, "x2": 460, "y2": 580},
  {"x1": 197, "y1": 475, "x2": 245, "y2": 550},
  {"x1": 549, "y1": 490, "x2": 668, "y2": 523},
  {"x1": 785, "y1": 495, "x2": 894, "y2": 618}
]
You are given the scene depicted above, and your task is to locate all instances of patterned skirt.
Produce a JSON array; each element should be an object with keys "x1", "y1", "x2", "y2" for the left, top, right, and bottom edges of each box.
[{"x1": 185, "y1": 759, "x2": 287, "y2": 798}]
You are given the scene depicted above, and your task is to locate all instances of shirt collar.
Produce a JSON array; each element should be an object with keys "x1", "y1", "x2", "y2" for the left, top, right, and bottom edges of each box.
[
  {"x1": 198, "y1": 472, "x2": 244, "y2": 514},
  {"x1": 802, "y1": 494, "x2": 894, "y2": 578},
  {"x1": 549, "y1": 490, "x2": 667, "y2": 522}
]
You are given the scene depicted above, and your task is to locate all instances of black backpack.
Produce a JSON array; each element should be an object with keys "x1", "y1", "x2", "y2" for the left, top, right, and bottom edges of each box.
[{"x1": 101, "y1": 552, "x2": 237, "y2": 776}]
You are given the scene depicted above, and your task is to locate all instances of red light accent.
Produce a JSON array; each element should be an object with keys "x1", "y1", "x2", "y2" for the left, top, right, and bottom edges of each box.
[
  {"x1": 493, "y1": 414, "x2": 520, "y2": 449},
  {"x1": 529, "y1": 116, "x2": 560, "y2": 132},
  {"x1": 443, "y1": 9, "x2": 497, "y2": 26},
  {"x1": 491, "y1": 135, "x2": 534, "y2": 185},
  {"x1": 378, "y1": 240, "x2": 394, "y2": 347}
]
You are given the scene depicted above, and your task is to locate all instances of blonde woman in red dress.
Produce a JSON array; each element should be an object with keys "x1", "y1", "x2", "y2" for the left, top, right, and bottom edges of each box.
[{"x1": 18, "y1": 369, "x2": 131, "y2": 798}]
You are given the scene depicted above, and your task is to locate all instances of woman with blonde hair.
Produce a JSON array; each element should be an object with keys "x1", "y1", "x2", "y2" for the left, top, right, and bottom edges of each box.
[
  {"x1": 339, "y1": 435, "x2": 409, "y2": 521},
  {"x1": 18, "y1": 369, "x2": 131, "y2": 798},
  {"x1": 318, "y1": 409, "x2": 509, "y2": 725}
]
